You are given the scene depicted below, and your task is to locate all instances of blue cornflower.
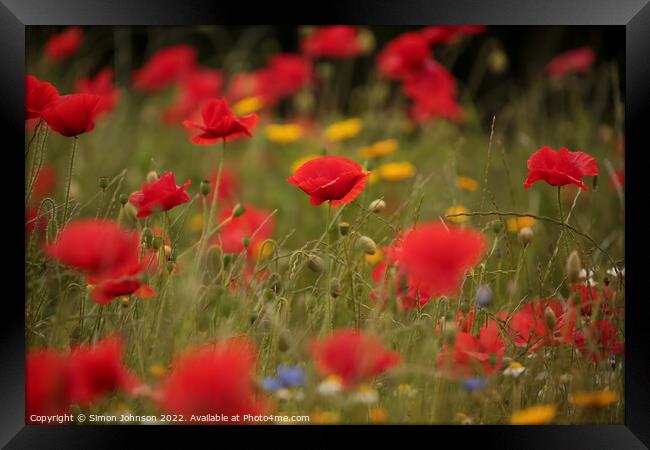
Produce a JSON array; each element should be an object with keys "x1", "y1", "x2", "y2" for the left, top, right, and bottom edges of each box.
[{"x1": 463, "y1": 377, "x2": 487, "y2": 392}]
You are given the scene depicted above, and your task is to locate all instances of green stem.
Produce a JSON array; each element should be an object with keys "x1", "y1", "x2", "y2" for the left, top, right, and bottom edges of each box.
[{"x1": 62, "y1": 137, "x2": 78, "y2": 226}]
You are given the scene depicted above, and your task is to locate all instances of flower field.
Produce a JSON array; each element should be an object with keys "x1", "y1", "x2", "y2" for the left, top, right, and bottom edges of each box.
[{"x1": 25, "y1": 26, "x2": 625, "y2": 425}]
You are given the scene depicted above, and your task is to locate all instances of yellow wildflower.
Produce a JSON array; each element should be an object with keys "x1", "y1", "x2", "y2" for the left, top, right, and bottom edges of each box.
[
  {"x1": 510, "y1": 404, "x2": 557, "y2": 425},
  {"x1": 233, "y1": 96, "x2": 264, "y2": 116},
  {"x1": 570, "y1": 389, "x2": 618, "y2": 408},
  {"x1": 367, "y1": 170, "x2": 380, "y2": 185},
  {"x1": 368, "y1": 407, "x2": 387, "y2": 423},
  {"x1": 455, "y1": 176, "x2": 479, "y2": 192},
  {"x1": 365, "y1": 247, "x2": 384, "y2": 265},
  {"x1": 291, "y1": 154, "x2": 320, "y2": 173},
  {"x1": 377, "y1": 162, "x2": 416, "y2": 181},
  {"x1": 324, "y1": 118, "x2": 363, "y2": 142},
  {"x1": 445, "y1": 205, "x2": 469, "y2": 222},
  {"x1": 507, "y1": 216, "x2": 536, "y2": 232},
  {"x1": 148, "y1": 364, "x2": 167, "y2": 379},
  {"x1": 359, "y1": 139, "x2": 398, "y2": 159},
  {"x1": 265, "y1": 123, "x2": 303, "y2": 144},
  {"x1": 313, "y1": 411, "x2": 340, "y2": 424}
]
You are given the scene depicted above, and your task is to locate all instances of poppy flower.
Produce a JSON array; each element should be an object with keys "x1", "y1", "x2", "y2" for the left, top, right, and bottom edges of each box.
[
  {"x1": 45, "y1": 219, "x2": 140, "y2": 279},
  {"x1": 227, "y1": 71, "x2": 271, "y2": 104},
  {"x1": 26, "y1": 75, "x2": 60, "y2": 120},
  {"x1": 132, "y1": 45, "x2": 197, "y2": 92},
  {"x1": 377, "y1": 32, "x2": 431, "y2": 80},
  {"x1": 264, "y1": 53, "x2": 315, "y2": 102},
  {"x1": 44, "y1": 27, "x2": 83, "y2": 62},
  {"x1": 31, "y1": 164, "x2": 57, "y2": 201},
  {"x1": 128, "y1": 172, "x2": 191, "y2": 219},
  {"x1": 402, "y1": 61, "x2": 462, "y2": 122},
  {"x1": 301, "y1": 26, "x2": 364, "y2": 59},
  {"x1": 398, "y1": 222, "x2": 487, "y2": 298},
  {"x1": 546, "y1": 47, "x2": 595, "y2": 80},
  {"x1": 65, "y1": 336, "x2": 140, "y2": 406},
  {"x1": 211, "y1": 203, "x2": 274, "y2": 260},
  {"x1": 158, "y1": 338, "x2": 267, "y2": 421},
  {"x1": 420, "y1": 26, "x2": 486, "y2": 46},
  {"x1": 523, "y1": 146, "x2": 599, "y2": 191},
  {"x1": 574, "y1": 320, "x2": 624, "y2": 363},
  {"x1": 506, "y1": 300, "x2": 575, "y2": 352},
  {"x1": 26, "y1": 349, "x2": 69, "y2": 419},
  {"x1": 88, "y1": 254, "x2": 156, "y2": 305},
  {"x1": 437, "y1": 320, "x2": 505, "y2": 378},
  {"x1": 287, "y1": 155, "x2": 369, "y2": 206},
  {"x1": 183, "y1": 97, "x2": 258, "y2": 145},
  {"x1": 40, "y1": 94, "x2": 102, "y2": 137},
  {"x1": 163, "y1": 69, "x2": 224, "y2": 124},
  {"x1": 310, "y1": 330, "x2": 400, "y2": 387},
  {"x1": 74, "y1": 68, "x2": 119, "y2": 116},
  {"x1": 573, "y1": 283, "x2": 617, "y2": 317}
]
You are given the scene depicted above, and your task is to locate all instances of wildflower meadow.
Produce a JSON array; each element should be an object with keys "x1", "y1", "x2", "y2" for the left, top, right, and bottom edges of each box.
[{"x1": 25, "y1": 26, "x2": 625, "y2": 425}]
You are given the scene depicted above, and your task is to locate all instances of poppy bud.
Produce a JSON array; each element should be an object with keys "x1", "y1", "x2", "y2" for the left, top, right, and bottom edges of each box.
[
  {"x1": 119, "y1": 194, "x2": 129, "y2": 206},
  {"x1": 233, "y1": 203, "x2": 245, "y2": 217},
  {"x1": 249, "y1": 312, "x2": 258, "y2": 325},
  {"x1": 518, "y1": 227, "x2": 534, "y2": 246},
  {"x1": 307, "y1": 254, "x2": 324, "y2": 273},
  {"x1": 98, "y1": 177, "x2": 109, "y2": 190},
  {"x1": 330, "y1": 277, "x2": 342, "y2": 298},
  {"x1": 152, "y1": 236, "x2": 164, "y2": 250},
  {"x1": 357, "y1": 236, "x2": 377, "y2": 255},
  {"x1": 146, "y1": 171, "x2": 159, "y2": 183},
  {"x1": 141, "y1": 227, "x2": 153, "y2": 246},
  {"x1": 476, "y1": 284, "x2": 493, "y2": 308},
  {"x1": 200, "y1": 179, "x2": 211, "y2": 196},
  {"x1": 566, "y1": 250, "x2": 582, "y2": 284},
  {"x1": 491, "y1": 220, "x2": 504, "y2": 234},
  {"x1": 368, "y1": 199, "x2": 386, "y2": 213},
  {"x1": 242, "y1": 236, "x2": 250, "y2": 248},
  {"x1": 487, "y1": 48, "x2": 508, "y2": 74},
  {"x1": 543, "y1": 306, "x2": 557, "y2": 331},
  {"x1": 166, "y1": 261, "x2": 175, "y2": 273},
  {"x1": 223, "y1": 254, "x2": 233, "y2": 267},
  {"x1": 338, "y1": 221, "x2": 350, "y2": 236}
]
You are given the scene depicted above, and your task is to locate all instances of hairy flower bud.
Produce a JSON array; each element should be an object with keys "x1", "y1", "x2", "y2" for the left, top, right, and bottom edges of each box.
[
  {"x1": 98, "y1": 177, "x2": 109, "y2": 190},
  {"x1": 566, "y1": 250, "x2": 582, "y2": 284},
  {"x1": 518, "y1": 226, "x2": 534, "y2": 246},
  {"x1": 357, "y1": 236, "x2": 377, "y2": 255},
  {"x1": 543, "y1": 306, "x2": 557, "y2": 331},
  {"x1": 152, "y1": 236, "x2": 164, "y2": 250},
  {"x1": 330, "y1": 277, "x2": 342, "y2": 298},
  {"x1": 307, "y1": 254, "x2": 325, "y2": 273},
  {"x1": 200, "y1": 179, "x2": 211, "y2": 196},
  {"x1": 119, "y1": 194, "x2": 129, "y2": 206},
  {"x1": 368, "y1": 199, "x2": 386, "y2": 213},
  {"x1": 146, "y1": 171, "x2": 159, "y2": 183},
  {"x1": 233, "y1": 203, "x2": 246, "y2": 217},
  {"x1": 242, "y1": 236, "x2": 250, "y2": 248}
]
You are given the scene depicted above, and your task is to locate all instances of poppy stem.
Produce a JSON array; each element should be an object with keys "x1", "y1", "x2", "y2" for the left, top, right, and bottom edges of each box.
[
  {"x1": 62, "y1": 137, "x2": 78, "y2": 226},
  {"x1": 557, "y1": 186, "x2": 570, "y2": 258}
]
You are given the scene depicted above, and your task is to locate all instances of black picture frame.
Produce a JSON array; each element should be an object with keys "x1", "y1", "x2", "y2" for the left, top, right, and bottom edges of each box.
[{"x1": 4, "y1": 1, "x2": 649, "y2": 448}]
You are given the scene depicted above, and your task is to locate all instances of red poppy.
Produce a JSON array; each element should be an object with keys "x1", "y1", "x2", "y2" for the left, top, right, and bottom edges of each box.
[
  {"x1": 506, "y1": 300, "x2": 575, "y2": 352},
  {"x1": 301, "y1": 26, "x2": 363, "y2": 59},
  {"x1": 264, "y1": 53, "x2": 315, "y2": 102},
  {"x1": 26, "y1": 75, "x2": 60, "y2": 120},
  {"x1": 310, "y1": 330, "x2": 400, "y2": 387},
  {"x1": 65, "y1": 336, "x2": 139, "y2": 406},
  {"x1": 211, "y1": 203, "x2": 274, "y2": 259},
  {"x1": 26, "y1": 349, "x2": 69, "y2": 419},
  {"x1": 158, "y1": 339, "x2": 267, "y2": 421},
  {"x1": 163, "y1": 69, "x2": 224, "y2": 124},
  {"x1": 574, "y1": 320, "x2": 624, "y2": 363},
  {"x1": 420, "y1": 26, "x2": 486, "y2": 46},
  {"x1": 183, "y1": 97, "x2": 258, "y2": 145},
  {"x1": 45, "y1": 219, "x2": 140, "y2": 279},
  {"x1": 40, "y1": 94, "x2": 102, "y2": 137},
  {"x1": 546, "y1": 47, "x2": 595, "y2": 80},
  {"x1": 227, "y1": 71, "x2": 270, "y2": 103},
  {"x1": 437, "y1": 320, "x2": 505, "y2": 378},
  {"x1": 287, "y1": 155, "x2": 369, "y2": 206},
  {"x1": 45, "y1": 27, "x2": 83, "y2": 62},
  {"x1": 32, "y1": 164, "x2": 57, "y2": 201},
  {"x1": 74, "y1": 68, "x2": 119, "y2": 116},
  {"x1": 455, "y1": 308, "x2": 476, "y2": 333},
  {"x1": 402, "y1": 61, "x2": 462, "y2": 122},
  {"x1": 132, "y1": 45, "x2": 197, "y2": 92},
  {"x1": 523, "y1": 146, "x2": 599, "y2": 191},
  {"x1": 398, "y1": 222, "x2": 487, "y2": 298},
  {"x1": 88, "y1": 254, "x2": 156, "y2": 305},
  {"x1": 377, "y1": 32, "x2": 431, "y2": 80},
  {"x1": 129, "y1": 172, "x2": 191, "y2": 219},
  {"x1": 573, "y1": 283, "x2": 617, "y2": 317}
]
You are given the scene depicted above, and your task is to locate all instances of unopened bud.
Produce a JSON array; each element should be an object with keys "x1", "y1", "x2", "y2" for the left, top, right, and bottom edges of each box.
[
  {"x1": 476, "y1": 284, "x2": 493, "y2": 308},
  {"x1": 146, "y1": 171, "x2": 159, "y2": 183},
  {"x1": 330, "y1": 277, "x2": 342, "y2": 298},
  {"x1": 233, "y1": 203, "x2": 246, "y2": 217},
  {"x1": 566, "y1": 250, "x2": 582, "y2": 284},
  {"x1": 152, "y1": 236, "x2": 164, "y2": 250},
  {"x1": 200, "y1": 179, "x2": 211, "y2": 196},
  {"x1": 543, "y1": 306, "x2": 557, "y2": 331},
  {"x1": 491, "y1": 220, "x2": 504, "y2": 234},
  {"x1": 518, "y1": 226, "x2": 534, "y2": 246},
  {"x1": 368, "y1": 199, "x2": 386, "y2": 213},
  {"x1": 357, "y1": 236, "x2": 377, "y2": 255},
  {"x1": 242, "y1": 236, "x2": 250, "y2": 248},
  {"x1": 119, "y1": 194, "x2": 129, "y2": 206},
  {"x1": 98, "y1": 177, "x2": 109, "y2": 190},
  {"x1": 338, "y1": 221, "x2": 350, "y2": 236},
  {"x1": 307, "y1": 254, "x2": 324, "y2": 273}
]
